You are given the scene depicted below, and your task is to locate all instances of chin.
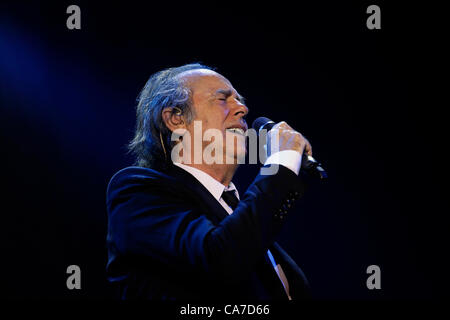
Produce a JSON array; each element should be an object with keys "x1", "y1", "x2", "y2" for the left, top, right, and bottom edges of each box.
[
  {"x1": 223, "y1": 132, "x2": 247, "y2": 164},
  {"x1": 224, "y1": 144, "x2": 247, "y2": 164}
]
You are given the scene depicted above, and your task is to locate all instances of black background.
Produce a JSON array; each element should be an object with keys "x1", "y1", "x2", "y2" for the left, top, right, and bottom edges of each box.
[{"x1": 0, "y1": 1, "x2": 447, "y2": 300}]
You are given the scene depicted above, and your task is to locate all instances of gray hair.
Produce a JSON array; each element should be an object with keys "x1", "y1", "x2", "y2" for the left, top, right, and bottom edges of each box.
[{"x1": 128, "y1": 63, "x2": 213, "y2": 168}]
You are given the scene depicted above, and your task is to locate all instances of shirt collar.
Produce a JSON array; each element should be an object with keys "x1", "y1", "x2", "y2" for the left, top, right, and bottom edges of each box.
[{"x1": 173, "y1": 163, "x2": 239, "y2": 202}]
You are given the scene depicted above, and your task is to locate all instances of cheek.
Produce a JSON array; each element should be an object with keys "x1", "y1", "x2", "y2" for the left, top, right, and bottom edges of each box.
[
  {"x1": 196, "y1": 105, "x2": 228, "y2": 130},
  {"x1": 214, "y1": 104, "x2": 229, "y2": 118}
]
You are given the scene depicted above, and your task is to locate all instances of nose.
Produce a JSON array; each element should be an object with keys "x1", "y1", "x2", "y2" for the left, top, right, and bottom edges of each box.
[{"x1": 233, "y1": 101, "x2": 249, "y2": 119}]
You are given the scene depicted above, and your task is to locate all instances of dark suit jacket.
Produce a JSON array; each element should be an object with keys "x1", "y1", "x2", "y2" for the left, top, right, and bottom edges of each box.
[{"x1": 106, "y1": 163, "x2": 310, "y2": 300}]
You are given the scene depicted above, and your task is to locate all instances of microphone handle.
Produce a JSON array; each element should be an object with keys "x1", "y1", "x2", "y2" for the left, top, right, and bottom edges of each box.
[{"x1": 302, "y1": 154, "x2": 328, "y2": 180}]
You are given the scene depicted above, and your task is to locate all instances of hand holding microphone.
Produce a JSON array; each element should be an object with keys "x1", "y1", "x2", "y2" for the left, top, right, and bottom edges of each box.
[
  {"x1": 267, "y1": 121, "x2": 312, "y2": 158},
  {"x1": 252, "y1": 117, "x2": 328, "y2": 180}
]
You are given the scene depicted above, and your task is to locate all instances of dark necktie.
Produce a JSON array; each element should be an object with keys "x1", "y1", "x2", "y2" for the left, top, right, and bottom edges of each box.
[{"x1": 221, "y1": 190, "x2": 239, "y2": 210}]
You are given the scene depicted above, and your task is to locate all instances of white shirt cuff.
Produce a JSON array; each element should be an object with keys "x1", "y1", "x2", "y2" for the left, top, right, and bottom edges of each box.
[{"x1": 264, "y1": 150, "x2": 302, "y2": 175}]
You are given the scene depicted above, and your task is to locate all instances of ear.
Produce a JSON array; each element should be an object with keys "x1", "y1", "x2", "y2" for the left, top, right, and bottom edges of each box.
[{"x1": 162, "y1": 107, "x2": 186, "y2": 132}]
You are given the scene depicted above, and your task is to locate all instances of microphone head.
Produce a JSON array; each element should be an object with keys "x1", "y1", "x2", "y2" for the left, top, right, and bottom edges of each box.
[{"x1": 252, "y1": 117, "x2": 275, "y2": 132}]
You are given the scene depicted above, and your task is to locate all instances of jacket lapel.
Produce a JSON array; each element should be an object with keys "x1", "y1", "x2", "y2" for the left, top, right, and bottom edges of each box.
[
  {"x1": 166, "y1": 164, "x2": 229, "y2": 223},
  {"x1": 255, "y1": 250, "x2": 292, "y2": 300},
  {"x1": 269, "y1": 242, "x2": 311, "y2": 299}
]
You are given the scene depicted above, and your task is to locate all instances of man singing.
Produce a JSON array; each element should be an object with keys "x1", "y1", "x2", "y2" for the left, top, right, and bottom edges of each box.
[{"x1": 106, "y1": 63, "x2": 312, "y2": 300}]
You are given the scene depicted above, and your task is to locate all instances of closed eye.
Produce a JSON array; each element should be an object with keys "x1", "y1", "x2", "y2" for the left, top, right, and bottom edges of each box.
[
  {"x1": 218, "y1": 94, "x2": 228, "y2": 101},
  {"x1": 215, "y1": 89, "x2": 245, "y2": 103}
]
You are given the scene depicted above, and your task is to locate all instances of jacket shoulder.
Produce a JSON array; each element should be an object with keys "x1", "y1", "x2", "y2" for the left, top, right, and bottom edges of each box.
[
  {"x1": 108, "y1": 166, "x2": 173, "y2": 185},
  {"x1": 106, "y1": 166, "x2": 176, "y2": 203}
]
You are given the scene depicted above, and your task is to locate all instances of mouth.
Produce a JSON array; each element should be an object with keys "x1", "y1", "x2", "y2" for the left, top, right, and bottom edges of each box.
[{"x1": 225, "y1": 126, "x2": 246, "y2": 136}]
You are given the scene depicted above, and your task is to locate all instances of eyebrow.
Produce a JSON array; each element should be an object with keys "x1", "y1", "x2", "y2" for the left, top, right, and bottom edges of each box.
[{"x1": 215, "y1": 89, "x2": 246, "y2": 103}]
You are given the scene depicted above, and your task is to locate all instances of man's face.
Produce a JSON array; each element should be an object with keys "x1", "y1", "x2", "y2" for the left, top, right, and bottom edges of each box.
[{"x1": 181, "y1": 69, "x2": 249, "y2": 164}]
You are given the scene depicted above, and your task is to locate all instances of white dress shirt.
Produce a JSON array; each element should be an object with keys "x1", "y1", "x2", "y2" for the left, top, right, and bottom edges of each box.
[{"x1": 173, "y1": 150, "x2": 302, "y2": 300}]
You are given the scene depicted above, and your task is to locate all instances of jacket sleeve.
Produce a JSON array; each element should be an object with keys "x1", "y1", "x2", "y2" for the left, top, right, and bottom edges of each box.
[{"x1": 106, "y1": 165, "x2": 305, "y2": 285}]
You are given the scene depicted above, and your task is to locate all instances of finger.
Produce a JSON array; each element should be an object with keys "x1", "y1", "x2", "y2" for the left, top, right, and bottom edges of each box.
[
  {"x1": 273, "y1": 121, "x2": 292, "y2": 130},
  {"x1": 304, "y1": 139, "x2": 313, "y2": 156}
]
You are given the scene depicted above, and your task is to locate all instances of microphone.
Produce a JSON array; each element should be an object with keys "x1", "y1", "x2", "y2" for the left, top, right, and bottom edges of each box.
[{"x1": 252, "y1": 117, "x2": 328, "y2": 180}]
